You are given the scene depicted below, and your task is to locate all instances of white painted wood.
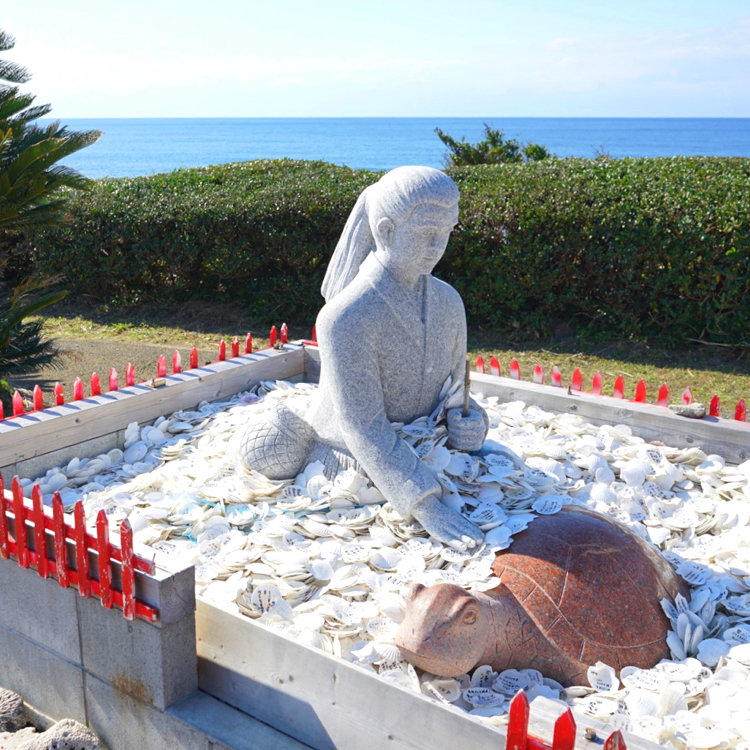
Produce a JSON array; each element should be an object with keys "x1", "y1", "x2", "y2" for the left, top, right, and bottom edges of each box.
[
  {"x1": 0, "y1": 347, "x2": 305, "y2": 475},
  {"x1": 196, "y1": 600, "x2": 659, "y2": 750},
  {"x1": 471, "y1": 373, "x2": 750, "y2": 464}
]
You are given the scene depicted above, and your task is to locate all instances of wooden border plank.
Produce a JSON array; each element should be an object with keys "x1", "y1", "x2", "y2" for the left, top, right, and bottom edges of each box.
[
  {"x1": 470, "y1": 373, "x2": 750, "y2": 464},
  {"x1": 0, "y1": 347, "x2": 305, "y2": 470}
]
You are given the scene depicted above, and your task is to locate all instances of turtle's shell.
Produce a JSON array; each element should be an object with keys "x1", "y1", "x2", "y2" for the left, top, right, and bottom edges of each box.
[{"x1": 491, "y1": 505, "x2": 685, "y2": 685}]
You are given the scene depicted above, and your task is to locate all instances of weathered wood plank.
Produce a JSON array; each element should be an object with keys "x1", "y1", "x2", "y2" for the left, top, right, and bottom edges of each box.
[
  {"x1": 196, "y1": 600, "x2": 659, "y2": 750},
  {"x1": 471, "y1": 373, "x2": 750, "y2": 464},
  {"x1": 0, "y1": 347, "x2": 305, "y2": 473}
]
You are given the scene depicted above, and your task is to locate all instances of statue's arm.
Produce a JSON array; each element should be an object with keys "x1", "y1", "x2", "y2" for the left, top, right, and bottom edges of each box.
[{"x1": 319, "y1": 312, "x2": 442, "y2": 520}]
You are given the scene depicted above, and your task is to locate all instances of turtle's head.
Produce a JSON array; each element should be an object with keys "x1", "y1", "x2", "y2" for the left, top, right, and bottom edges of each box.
[{"x1": 395, "y1": 583, "x2": 490, "y2": 677}]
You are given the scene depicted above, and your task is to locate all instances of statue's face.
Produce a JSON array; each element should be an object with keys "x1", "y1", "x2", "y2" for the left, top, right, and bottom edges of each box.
[{"x1": 380, "y1": 202, "x2": 459, "y2": 281}]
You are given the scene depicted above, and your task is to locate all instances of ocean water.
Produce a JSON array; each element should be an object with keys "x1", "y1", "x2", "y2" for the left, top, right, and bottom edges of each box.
[{"x1": 47, "y1": 117, "x2": 750, "y2": 179}]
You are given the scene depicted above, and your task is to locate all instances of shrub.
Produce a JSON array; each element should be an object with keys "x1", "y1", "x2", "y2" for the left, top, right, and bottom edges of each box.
[
  {"x1": 435, "y1": 123, "x2": 551, "y2": 166},
  {"x1": 20, "y1": 157, "x2": 750, "y2": 345}
]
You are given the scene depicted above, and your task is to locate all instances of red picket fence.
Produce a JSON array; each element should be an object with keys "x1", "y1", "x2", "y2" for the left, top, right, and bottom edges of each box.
[
  {"x1": 1, "y1": 323, "x2": 296, "y2": 421},
  {"x1": 506, "y1": 691, "x2": 626, "y2": 750},
  {"x1": 0, "y1": 475, "x2": 158, "y2": 622},
  {"x1": 474, "y1": 357, "x2": 747, "y2": 424}
]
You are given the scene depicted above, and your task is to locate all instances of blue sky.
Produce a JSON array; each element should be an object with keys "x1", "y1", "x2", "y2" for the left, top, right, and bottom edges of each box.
[{"x1": 3, "y1": 0, "x2": 749, "y2": 117}]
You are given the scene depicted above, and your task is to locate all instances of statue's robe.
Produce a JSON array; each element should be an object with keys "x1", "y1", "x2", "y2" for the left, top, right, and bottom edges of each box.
[{"x1": 309, "y1": 252, "x2": 487, "y2": 519}]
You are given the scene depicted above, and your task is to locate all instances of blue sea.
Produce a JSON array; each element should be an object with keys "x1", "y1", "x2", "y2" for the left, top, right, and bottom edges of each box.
[{"x1": 48, "y1": 117, "x2": 750, "y2": 179}]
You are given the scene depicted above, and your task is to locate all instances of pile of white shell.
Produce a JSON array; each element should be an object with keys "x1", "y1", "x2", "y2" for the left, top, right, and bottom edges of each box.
[{"x1": 24, "y1": 381, "x2": 750, "y2": 750}]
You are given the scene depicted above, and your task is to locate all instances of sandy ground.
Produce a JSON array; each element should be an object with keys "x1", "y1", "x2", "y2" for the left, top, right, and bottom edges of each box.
[{"x1": 12, "y1": 337, "x2": 221, "y2": 404}]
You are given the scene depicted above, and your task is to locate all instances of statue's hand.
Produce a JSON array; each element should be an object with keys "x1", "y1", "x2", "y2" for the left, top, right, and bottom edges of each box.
[
  {"x1": 412, "y1": 494, "x2": 484, "y2": 551},
  {"x1": 446, "y1": 408, "x2": 486, "y2": 452}
]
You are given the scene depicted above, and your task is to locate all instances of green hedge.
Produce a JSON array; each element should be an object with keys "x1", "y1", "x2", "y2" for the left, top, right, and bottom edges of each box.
[{"x1": 18, "y1": 157, "x2": 750, "y2": 344}]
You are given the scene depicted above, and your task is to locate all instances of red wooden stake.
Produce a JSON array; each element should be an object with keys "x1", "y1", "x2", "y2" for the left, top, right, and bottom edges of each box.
[
  {"x1": 613, "y1": 375, "x2": 624, "y2": 399},
  {"x1": 0, "y1": 475, "x2": 8, "y2": 559},
  {"x1": 269, "y1": 326, "x2": 277, "y2": 348},
  {"x1": 189, "y1": 347, "x2": 198, "y2": 368},
  {"x1": 12, "y1": 477, "x2": 29, "y2": 568},
  {"x1": 682, "y1": 386, "x2": 692, "y2": 405},
  {"x1": 551, "y1": 366, "x2": 562, "y2": 387},
  {"x1": 244, "y1": 333, "x2": 253, "y2": 353},
  {"x1": 571, "y1": 368, "x2": 582, "y2": 391},
  {"x1": 603, "y1": 729, "x2": 627, "y2": 750},
  {"x1": 490, "y1": 356, "x2": 501, "y2": 376},
  {"x1": 280, "y1": 323, "x2": 288, "y2": 344},
  {"x1": 592, "y1": 372, "x2": 603, "y2": 395},
  {"x1": 120, "y1": 518, "x2": 136, "y2": 621},
  {"x1": 73, "y1": 377, "x2": 84, "y2": 401},
  {"x1": 231, "y1": 337, "x2": 240, "y2": 357},
  {"x1": 109, "y1": 368, "x2": 118, "y2": 391},
  {"x1": 533, "y1": 365, "x2": 543, "y2": 384},
  {"x1": 125, "y1": 363, "x2": 135, "y2": 386},
  {"x1": 33, "y1": 385, "x2": 44, "y2": 411},
  {"x1": 157, "y1": 355, "x2": 167, "y2": 377},
  {"x1": 0, "y1": 400, "x2": 3, "y2": 420},
  {"x1": 552, "y1": 708, "x2": 576, "y2": 750},
  {"x1": 475, "y1": 356, "x2": 485, "y2": 374},
  {"x1": 709, "y1": 395, "x2": 720, "y2": 417},
  {"x1": 90, "y1": 372, "x2": 101, "y2": 396},
  {"x1": 634, "y1": 380, "x2": 646, "y2": 402},
  {"x1": 735, "y1": 398, "x2": 747, "y2": 422},
  {"x1": 172, "y1": 350, "x2": 182, "y2": 373},
  {"x1": 52, "y1": 493, "x2": 69, "y2": 588},
  {"x1": 218, "y1": 340, "x2": 227, "y2": 361},
  {"x1": 509, "y1": 358, "x2": 520, "y2": 380},
  {"x1": 12, "y1": 390, "x2": 24, "y2": 416},
  {"x1": 311, "y1": 325, "x2": 317, "y2": 343},
  {"x1": 74, "y1": 502, "x2": 91, "y2": 597},
  {"x1": 54, "y1": 382, "x2": 64, "y2": 405},
  {"x1": 507, "y1": 691, "x2": 530, "y2": 750},
  {"x1": 657, "y1": 383, "x2": 669, "y2": 407},
  {"x1": 32, "y1": 485, "x2": 48, "y2": 578},
  {"x1": 97, "y1": 509, "x2": 114, "y2": 609}
]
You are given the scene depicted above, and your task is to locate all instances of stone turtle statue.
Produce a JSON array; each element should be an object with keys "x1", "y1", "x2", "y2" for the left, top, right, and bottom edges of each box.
[{"x1": 395, "y1": 505, "x2": 687, "y2": 686}]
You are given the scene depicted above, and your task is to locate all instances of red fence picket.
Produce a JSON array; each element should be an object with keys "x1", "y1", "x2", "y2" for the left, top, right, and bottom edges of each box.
[
  {"x1": 506, "y1": 691, "x2": 626, "y2": 750},
  {"x1": 33, "y1": 385, "x2": 44, "y2": 411},
  {"x1": 1, "y1": 479, "x2": 158, "y2": 622},
  {"x1": 490, "y1": 356, "x2": 501, "y2": 376},
  {"x1": 634, "y1": 380, "x2": 646, "y2": 403},
  {"x1": 0, "y1": 476, "x2": 8, "y2": 558},
  {"x1": 592, "y1": 372, "x2": 603, "y2": 396},
  {"x1": 157, "y1": 355, "x2": 167, "y2": 378},
  {"x1": 190, "y1": 347, "x2": 198, "y2": 369},
  {"x1": 109, "y1": 368, "x2": 118, "y2": 391},
  {"x1": 269, "y1": 326, "x2": 278, "y2": 348},
  {"x1": 709, "y1": 395, "x2": 720, "y2": 417},
  {"x1": 736, "y1": 399, "x2": 747, "y2": 422},
  {"x1": 533, "y1": 365, "x2": 543, "y2": 384},
  {"x1": 657, "y1": 383, "x2": 669, "y2": 407},
  {"x1": 476, "y1": 356, "x2": 485, "y2": 374},
  {"x1": 231, "y1": 337, "x2": 240, "y2": 358},
  {"x1": 571, "y1": 368, "x2": 582, "y2": 392},
  {"x1": 244, "y1": 333, "x2": 253, "y2": 354},
  {"x1": 280, "y1": 323, "x2": 288, "y2": 345},
  {"x1": 125, "y1": 363, "x2": 135, "y2": 386},
  {"x1": 12, "y1": 391, "x2": 23, "y2": 416},
  {"x1": 510, "y1": 358, "x2": 520, "y2": 380},
  {"x1": 613, "y1": 376, "x2": 624, "y2": 399},
  {"x1": 73, "y1": 378, "x2": 84, "y2": 401},
  {"x1": 173, "y1": 350, "x2": 181, "y2": 374},
  {"x1": 218, "y1": 340, "x2": 226, "y2": 361}
]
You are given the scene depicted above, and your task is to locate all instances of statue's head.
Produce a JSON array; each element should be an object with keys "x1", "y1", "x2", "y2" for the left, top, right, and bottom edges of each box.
[
  {"x1": 369, "y1": 167, "x2": 459, "y2": 282},
  {"x1": 322, "y1": 166, "x2": 459, "y2": 301}
]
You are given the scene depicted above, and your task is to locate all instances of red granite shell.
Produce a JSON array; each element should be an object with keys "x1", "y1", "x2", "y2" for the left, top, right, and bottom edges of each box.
[{"x1": 491, "y1": 505, "x2": 685, "y2": 683}]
